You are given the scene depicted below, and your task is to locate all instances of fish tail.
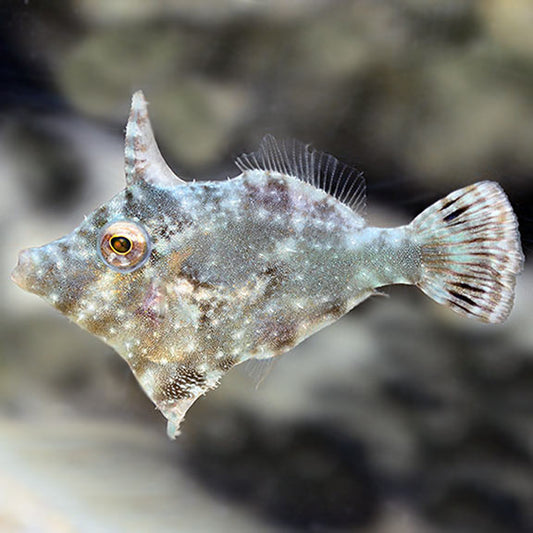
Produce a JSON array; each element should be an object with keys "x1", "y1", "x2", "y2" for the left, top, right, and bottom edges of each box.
[{"x1": 410, "y1": 181, "x2": 523, "y2": 323}]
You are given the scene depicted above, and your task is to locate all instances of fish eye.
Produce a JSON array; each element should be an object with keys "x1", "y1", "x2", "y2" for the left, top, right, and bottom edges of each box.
[
  {"x1": 99, "y1": 221, "x2": 151, "y2": 272},
  {"x1": 109, "y1": 235, "x2": 132, "y2": 255}
]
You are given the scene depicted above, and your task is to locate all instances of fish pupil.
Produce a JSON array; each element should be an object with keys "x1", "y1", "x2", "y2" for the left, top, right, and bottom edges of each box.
[{"x1": 110, "y1": 235, "x2": 132, "y2": 254}]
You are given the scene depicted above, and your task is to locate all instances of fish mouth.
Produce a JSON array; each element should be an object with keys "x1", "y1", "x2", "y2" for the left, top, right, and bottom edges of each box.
[{"x1": 11, "y1": 248, "x2": 34, "y2": 292}]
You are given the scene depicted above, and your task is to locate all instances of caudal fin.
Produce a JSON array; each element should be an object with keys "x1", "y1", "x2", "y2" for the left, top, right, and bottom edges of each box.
[{"x1": 410, "y1": 181, "x2": 523, "y2": 323}]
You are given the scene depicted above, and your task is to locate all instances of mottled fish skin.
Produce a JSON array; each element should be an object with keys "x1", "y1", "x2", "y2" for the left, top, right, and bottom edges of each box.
[{"x1": 11, "y1": 91, "x2": 523, "y2": 438}]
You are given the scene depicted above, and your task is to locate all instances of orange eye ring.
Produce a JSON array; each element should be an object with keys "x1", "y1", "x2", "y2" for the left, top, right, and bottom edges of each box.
[{"x1": 98, "y1": 221, "x2": 151, "y2": 272}]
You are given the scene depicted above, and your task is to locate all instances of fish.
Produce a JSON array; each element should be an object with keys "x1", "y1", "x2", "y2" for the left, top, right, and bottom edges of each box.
[{"x1": 11, "y1": 91, "x2": 524, "y2": 438}]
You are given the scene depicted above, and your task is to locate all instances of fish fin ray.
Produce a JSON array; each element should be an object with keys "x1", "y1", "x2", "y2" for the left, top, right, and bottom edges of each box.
[
  {"x1": 411, "y1": 181, "x2": 524, "y2": 323},
  {"x1": 239, "y1": 357, "x2": 276, "y2": 389},
  {"x1": 235, "y1": 135, "x2": 366, "y2": 215}
]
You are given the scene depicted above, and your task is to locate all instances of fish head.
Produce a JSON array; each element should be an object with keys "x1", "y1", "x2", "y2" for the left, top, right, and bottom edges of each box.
[
  {"x1": 11, "y1": 89, "x2": 187, "y2": 347},
  {"x1": 11, "y1": 190, "x2": 155, "y2": 339},
  {"x1": 11, "y1": 92, "x2": 215, "y2": 438}
]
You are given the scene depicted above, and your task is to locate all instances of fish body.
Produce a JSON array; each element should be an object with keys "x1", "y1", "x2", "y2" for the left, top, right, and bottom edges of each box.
[{"x1": 12, "y1": 92, "x2": 524, "y2": 438}]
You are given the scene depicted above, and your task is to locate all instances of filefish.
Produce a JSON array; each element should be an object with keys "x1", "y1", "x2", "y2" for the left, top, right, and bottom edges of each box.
[{"x1": 11, "y1": 91, "x2": 524, "y2": 438}]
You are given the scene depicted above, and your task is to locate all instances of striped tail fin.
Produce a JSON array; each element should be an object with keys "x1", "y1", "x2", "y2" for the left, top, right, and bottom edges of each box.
[{"x1": 410, "y1": 181, "x2": 523, "y2": 323}]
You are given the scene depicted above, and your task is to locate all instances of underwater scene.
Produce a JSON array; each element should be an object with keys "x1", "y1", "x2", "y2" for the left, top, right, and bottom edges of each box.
[{"x1": 2, "y1": 1, "x2": 533, "y2": 532}]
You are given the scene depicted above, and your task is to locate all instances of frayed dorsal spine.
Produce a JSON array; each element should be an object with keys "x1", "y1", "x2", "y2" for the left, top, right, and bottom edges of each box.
[
  {"x1": 411, "y1": 181, "x2": 523, "y2": 323},
  {"x1": 235, "y1": 135, "x2": 366, "y2": 215}
]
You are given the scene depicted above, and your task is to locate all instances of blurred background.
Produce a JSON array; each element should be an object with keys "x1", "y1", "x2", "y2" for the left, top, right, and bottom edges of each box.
[{"x1": 1, "y1": 1, "x2": 533, "y2": 531}]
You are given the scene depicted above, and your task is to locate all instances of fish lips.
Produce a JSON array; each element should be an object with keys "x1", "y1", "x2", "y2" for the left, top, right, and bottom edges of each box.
[{"x1": 11, "y1": 247, "x2": 40, "y2": 293}]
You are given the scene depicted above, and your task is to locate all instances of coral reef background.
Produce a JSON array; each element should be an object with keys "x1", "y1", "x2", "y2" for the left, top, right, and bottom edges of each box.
[{"x1": 1, "y1": 1, "x2": 533, "y2": 531}]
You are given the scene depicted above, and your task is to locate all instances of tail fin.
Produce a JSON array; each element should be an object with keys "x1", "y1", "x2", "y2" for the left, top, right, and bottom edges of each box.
[{"x1": 410, "y1": 181, "x2": 523, "y2": 323}]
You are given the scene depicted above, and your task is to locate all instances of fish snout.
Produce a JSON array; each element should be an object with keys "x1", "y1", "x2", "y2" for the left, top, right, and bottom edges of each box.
[
  {"x1": 11, "y1": 237, "x2": 95, "y2": 315},
  {"x1": 11, "y1": 244, "x2": 59, "y2": 298}
]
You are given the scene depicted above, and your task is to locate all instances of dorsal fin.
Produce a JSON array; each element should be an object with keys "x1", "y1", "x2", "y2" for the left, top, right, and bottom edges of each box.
[
  {"x1": 235, "y1": 134, "x2": 366, "y2": 214},
  {"x1": 124, "y1": 91, "x2": 185, "y2": 188}
]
